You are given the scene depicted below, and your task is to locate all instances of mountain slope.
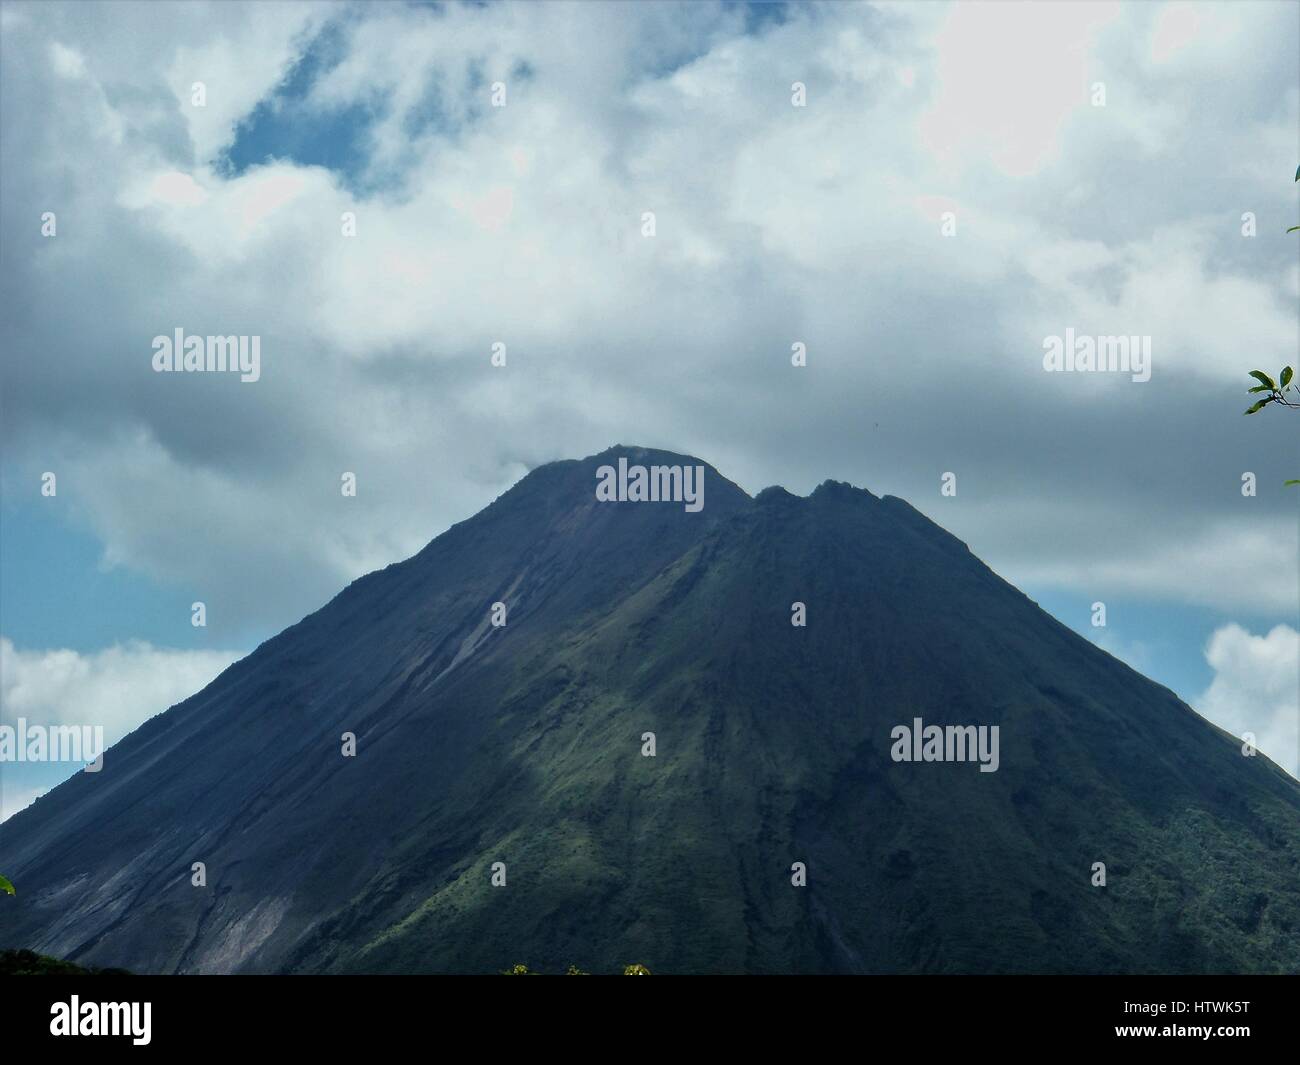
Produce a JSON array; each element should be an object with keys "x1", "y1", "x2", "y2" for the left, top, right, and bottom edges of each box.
[{"x1": 1, "y1": 446, "x2": 1297, "y2": 974}]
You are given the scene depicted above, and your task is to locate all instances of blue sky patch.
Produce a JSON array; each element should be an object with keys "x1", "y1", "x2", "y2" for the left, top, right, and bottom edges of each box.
[{"x1": 218, "y1": 18, "x2": 385, "y2": 193}]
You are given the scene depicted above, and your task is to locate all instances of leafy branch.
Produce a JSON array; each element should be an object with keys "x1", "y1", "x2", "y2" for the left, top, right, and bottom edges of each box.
[
  {"x1": 1243, "y1": 166, "x2": 1300, "y2": 486},
  {"x1": 503, "y1": 962, "x2": 652, "y2": 975},
  {"x1": 1290, "y1": 163, "x2": 1300, "y2": 232},
  {"x1": 1243, "y1": 365, "x2": 1296, "y2": 415}
]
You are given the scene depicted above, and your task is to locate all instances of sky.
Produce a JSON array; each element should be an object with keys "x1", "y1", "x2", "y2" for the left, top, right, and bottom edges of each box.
[{"x1": 1, "y1": 0, "x2": 1297, "y2": 817}]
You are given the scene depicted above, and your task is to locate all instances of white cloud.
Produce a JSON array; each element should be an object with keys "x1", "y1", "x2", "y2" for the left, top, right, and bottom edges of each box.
[
  {"x1": 920, "y1": 0, "x2": 1121, "y2": 176},
  {"x1": 49, "y1": 40, "x2": 86, "y2": 79},
  {"x1": 0, "y1": 786, "x2": 46, "y2": 824},
  {"x1": 0, "y1": 636, "x2": 241, "y2": 744},
  {"x1": 1196, "y1": 623, "x2": 1299, "y2": 777},
  {"x1": 0, "y1": 0, "x2": 1296, "y2": 646},
  {"x1": 0, "y1": 636, "x2": 243, "y2": 820},
  {"x1": 162, "y1": 2, "x2": 333, "y2": 164},
  {"x1": 132, "y1": 169, "x2": 209, "y2": 208},
  {"x1": 1089, "y1": 630, "x2": 1154, "y2": 674},
  {"x1": 1150, "y1": 2, "x2": 1203, "y2": 63},
  {"x1": 993, "y1": 514, "x2": 1299, "y2": 615}
]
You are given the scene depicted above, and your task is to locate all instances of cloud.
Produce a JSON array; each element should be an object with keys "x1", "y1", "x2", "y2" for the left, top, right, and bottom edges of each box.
[
  {"x1": 1088, "y1": 629, "x2": 1154, "y2": 675},
  {"x1": 920, "y1": 0, "x2": 1121, "y2": 175},
  {"x1": 1196, "y1": 623, "x2": 1299, "y2": 777},
  {"x1": 0, "y1": 785, "x2": 47, "y2": 824},
  {"x1": 0, "y1": 636, "x2": 242, "y2": 819},
  {"x1": 0, "y1": 0, "x2": 1296, "y2": 649},
  {"x1": 990, "y1": 510, "x2": 1298, "y2": 615},
  {"x1": 49, "y1": 40, "x2": 87, "y2": 80},
  {"x1": 0, "y1": 636, "x2": 240, "y2": 742}
]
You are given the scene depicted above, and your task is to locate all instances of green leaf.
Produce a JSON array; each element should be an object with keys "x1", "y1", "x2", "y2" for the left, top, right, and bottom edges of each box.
[
  {"x1": 0, "y1": 875, "x2": 14, "y2": 896},
  {"x1": 1282, "y1": 366, "x2": 1294, "y2": 389},
  {"x1": 1248, "y1": 384, "x2": 1271, "y2": 393},
  {"x1": 1244, "y1": 399, "x2": 1271, "y2": 414},
  {"x1": 1295, "y1": 164, "x2": 1299, "y2": 182},
  {"x1": 1285, "y1": 480, "x2": 1300, "y2": 487},
  {"x1": 1248, "y1": 370, "x2": 1276, "y2": 390},
  {"x1": 1289, "y1": 225, "x2": 1300, "y2": 234}
]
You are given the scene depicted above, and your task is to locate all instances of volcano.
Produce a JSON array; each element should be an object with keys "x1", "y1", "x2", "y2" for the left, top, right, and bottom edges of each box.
[{"x1": 1, "y1": 446, "x2": 1297, "y2": 974}]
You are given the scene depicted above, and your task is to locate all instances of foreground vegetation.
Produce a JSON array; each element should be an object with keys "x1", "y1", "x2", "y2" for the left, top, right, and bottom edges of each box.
[
  {"x1": 505, "y1": 963, "x2": 652, "y2": 975},
  {"x1": 0, "y1": 949, "x2": 132, "y2": 976}
]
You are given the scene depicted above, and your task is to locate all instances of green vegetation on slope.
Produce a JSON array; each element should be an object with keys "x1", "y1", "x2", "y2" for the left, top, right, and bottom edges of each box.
[{"x1": 0, "y1": 949, "x2": 132, "y2": 976}]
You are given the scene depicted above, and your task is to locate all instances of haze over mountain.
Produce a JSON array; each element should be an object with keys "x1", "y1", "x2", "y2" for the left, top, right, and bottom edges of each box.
[{"x1": 1, "y1": 447, "x2": 1296, "y2": 974}]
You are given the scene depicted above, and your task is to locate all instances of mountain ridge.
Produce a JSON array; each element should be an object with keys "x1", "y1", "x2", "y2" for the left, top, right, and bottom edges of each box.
[{"x1": 1, "y1": 446, "x2": 1297, "y2": 974}]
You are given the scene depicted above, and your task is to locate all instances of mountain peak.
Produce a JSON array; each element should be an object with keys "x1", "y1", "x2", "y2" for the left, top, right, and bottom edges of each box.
[
  {"x1": 503, "y1": 445, "x2": 753, "y2": 516},
  {"x1": 810, "y1": 477, "x2": 879, "y2": 502},
  {"x1": 2, "y1": 447, "x2": 1297, "y2": 976}
]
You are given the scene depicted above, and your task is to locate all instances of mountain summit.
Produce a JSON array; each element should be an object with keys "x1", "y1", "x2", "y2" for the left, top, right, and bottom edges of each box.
[{"x1": 2, "y1": 447, "x2": 1297, "y2": 973}]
